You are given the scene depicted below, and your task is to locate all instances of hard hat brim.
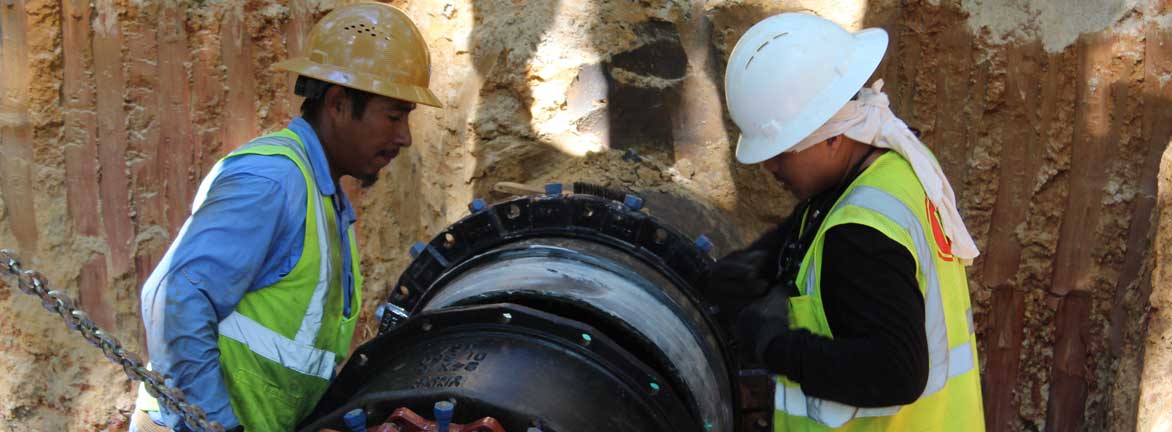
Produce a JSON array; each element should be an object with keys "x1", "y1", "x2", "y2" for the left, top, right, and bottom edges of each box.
[
  {"x1": 275, "y1": 58, "x2": 444, "y2": 108},
  {"x1": 735, "y1": 28, "x2": 888, "y2": 164}
]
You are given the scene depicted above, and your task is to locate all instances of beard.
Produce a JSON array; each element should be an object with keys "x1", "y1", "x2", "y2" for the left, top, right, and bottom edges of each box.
[{"x1": 359, "y1": 173, "x2": 379, "y2": 189}]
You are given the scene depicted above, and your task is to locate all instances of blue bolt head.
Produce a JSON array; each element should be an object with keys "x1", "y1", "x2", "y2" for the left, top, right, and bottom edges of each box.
[
  {"x1": 434, "y1": 400, "x2": 455, "y2": 420},
  {"x1": 410, "y1": 241, "x2": 427, "y2": 258},
  {"x1": 623, "y1": 194, "x2": 644, "y2": 210},
  {"x1": 468, "y1": 198, "x2": 487, "y2": 213},
  {"x1": 694, "y1": 235, "x2": 714, "y2": 254},
  {"x1": 544, "y1": 182, "x2": 564, "y2": 196},
  {"x1": 343, "y1": 408, "x2": 366, "y2": 431}
]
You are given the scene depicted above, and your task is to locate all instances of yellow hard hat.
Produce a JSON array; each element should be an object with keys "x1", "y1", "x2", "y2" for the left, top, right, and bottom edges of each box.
[{"x1": 274, "y1": 2, "x2": 443, "y2": 108}]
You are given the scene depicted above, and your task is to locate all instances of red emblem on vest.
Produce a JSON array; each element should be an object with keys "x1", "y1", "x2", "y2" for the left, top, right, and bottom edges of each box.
[{"x1": 926, "y1": 197, "x2": 955, "y2": 262}]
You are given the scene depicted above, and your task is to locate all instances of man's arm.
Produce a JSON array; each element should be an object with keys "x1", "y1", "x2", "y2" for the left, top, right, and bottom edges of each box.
[
  {"x1": 140, "y1": 166, "x2": 301, "y2": 430},
  {"x1": 744, "y1": 216, "x2": 794, "y2": 266},
  {"x1": 762, "y1": 223, "x2": 928, "y2": 407}
]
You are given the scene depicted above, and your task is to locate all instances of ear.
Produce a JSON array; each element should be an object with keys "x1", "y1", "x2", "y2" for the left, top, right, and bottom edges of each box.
[
  {"x1": 823, "y1": 135, "x2": 848, "y2": 159},
  {"x1": 323, "y1": 85, "x2": 350, "y2": 121}
]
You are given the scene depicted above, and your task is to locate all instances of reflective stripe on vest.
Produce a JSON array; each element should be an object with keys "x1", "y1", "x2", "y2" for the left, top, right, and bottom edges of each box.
[
  {"x1": 777, "y1": 185, "x2": 977, "y2": 427},
  {"x1": 193, "y1": 135, "x2": 339, "y2": 380}
]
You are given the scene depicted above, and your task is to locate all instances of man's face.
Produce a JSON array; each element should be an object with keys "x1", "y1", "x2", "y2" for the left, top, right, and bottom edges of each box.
[
  {"x1": 761, "y1": 138, "x2": 844, "y2": 200},
  {"x1": 333, "y1": 95, "x2": 416, "y2": 187}
]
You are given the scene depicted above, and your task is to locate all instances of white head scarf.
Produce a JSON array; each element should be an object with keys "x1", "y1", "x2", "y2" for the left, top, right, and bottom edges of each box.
[{"x1": 791, "y1": 79, "x2": 979, "y2": 264}]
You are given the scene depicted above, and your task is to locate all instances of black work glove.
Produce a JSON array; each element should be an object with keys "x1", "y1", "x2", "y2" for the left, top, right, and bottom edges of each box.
[
  {"x1": 733, "y1": 286, "x2": 791, "y2": 365},
  {"x1": 704, "y1": 249, "x2": 772, "y2": 300}
]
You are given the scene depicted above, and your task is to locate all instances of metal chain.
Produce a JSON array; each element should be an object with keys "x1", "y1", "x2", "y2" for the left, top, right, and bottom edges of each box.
[{"x1": 0, "y1": 249, "x2": 225, "y2": 432}]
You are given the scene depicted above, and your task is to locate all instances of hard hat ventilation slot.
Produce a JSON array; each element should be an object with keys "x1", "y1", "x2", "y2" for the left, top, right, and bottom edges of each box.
[
  {"x1": 346, "y1": 23, "x2": 376, "y2": 36},
  {"x1": 744, "y1": 33, "x2": 788, "y2": 71},
  {"x1": 755, "y1": 32, "x2": 788, "y2": 53}
]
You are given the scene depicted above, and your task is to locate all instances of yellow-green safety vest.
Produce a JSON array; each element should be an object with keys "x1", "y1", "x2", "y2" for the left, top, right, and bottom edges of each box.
[
  {"x1": 139, "y1": 129, "x2": 364, "y2": 431},
  {"x1": 775, "y1": 152, "x2": 984, "y2": 431}
]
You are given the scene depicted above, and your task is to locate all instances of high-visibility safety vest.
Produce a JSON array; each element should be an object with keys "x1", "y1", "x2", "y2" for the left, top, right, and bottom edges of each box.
[
  {"x1": 775, "y1": 152, "x2": 984, "y2": 431},
  {"x1": 140, "y1": 129, "x2": 364, "y2": 431}
]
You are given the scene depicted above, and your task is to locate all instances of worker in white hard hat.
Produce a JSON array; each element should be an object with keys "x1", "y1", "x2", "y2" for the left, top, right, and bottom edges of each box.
[
  {"x1": 704, "y1": 13, "x2": 985, "y2": 431},
  {"x1": 129, "y1": 4, "x2": 442, "y2": 432}
]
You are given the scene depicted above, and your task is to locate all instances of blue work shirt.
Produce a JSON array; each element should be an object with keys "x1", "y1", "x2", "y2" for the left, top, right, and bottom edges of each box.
[{"x1": 138, "y1": 117, "x2": 358, "y2": 431}]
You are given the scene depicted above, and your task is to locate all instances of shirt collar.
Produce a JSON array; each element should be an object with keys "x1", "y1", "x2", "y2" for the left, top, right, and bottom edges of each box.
[
  {"x1": 288, "y1": 117, "x2": 336, "y2": 196},
  {"x1": 288, "y1": 117, "x2": 358, "y2": 226},
  {"x1": 335, "y1": 185, "x2": 358, "y2": 226}
]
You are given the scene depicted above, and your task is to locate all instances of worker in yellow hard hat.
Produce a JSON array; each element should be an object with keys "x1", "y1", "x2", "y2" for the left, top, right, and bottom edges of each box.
[
  {"x1": 705, "y1": 12, "x2": 984, "y2": 431},
  {"x1": 129, "y1": 4, "x2": 442, "y2": 431}
]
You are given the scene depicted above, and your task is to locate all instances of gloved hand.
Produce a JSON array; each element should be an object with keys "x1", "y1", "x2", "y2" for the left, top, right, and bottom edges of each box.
[
  {"x1": 704, "y1": 249, "x2": 772, "y2": 301},
  {"x1": 733, "y1": 286, "x2": 791, "y2": 365}
]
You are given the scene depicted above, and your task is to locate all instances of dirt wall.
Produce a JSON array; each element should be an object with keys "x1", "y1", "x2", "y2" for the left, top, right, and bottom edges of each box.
[{"x1": 0, "y1": 0, "x2": 1170, "y2": 430}]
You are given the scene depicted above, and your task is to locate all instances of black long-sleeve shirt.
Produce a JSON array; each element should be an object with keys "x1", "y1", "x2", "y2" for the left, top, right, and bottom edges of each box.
[{"x1": 748, "y1": 201, "x2": 929, "y2": 407}]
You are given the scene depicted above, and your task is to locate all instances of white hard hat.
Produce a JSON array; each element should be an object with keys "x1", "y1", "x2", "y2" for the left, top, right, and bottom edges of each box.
[{"x1": 725, "y1": 13, "x2": 888, "y2": 164}]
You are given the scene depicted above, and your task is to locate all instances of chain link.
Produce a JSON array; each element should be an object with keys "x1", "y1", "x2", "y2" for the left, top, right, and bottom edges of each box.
[{"x1": 0, "y1": 249, "x2": 226, "y2": 432}]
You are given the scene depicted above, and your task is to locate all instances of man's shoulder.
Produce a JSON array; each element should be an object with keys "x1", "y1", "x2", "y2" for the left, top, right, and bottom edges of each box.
[
  {"x1": 218, "y1": 153, "x2": 308, "y2": 190},
  {"x1": 199, "y1": 154, "x2": 309, "y2": 223}
]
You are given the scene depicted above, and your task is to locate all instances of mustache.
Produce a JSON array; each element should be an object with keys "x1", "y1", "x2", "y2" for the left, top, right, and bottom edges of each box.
[{"x1": 376, "y1": 148, "x2": 398, "y2": 159}]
